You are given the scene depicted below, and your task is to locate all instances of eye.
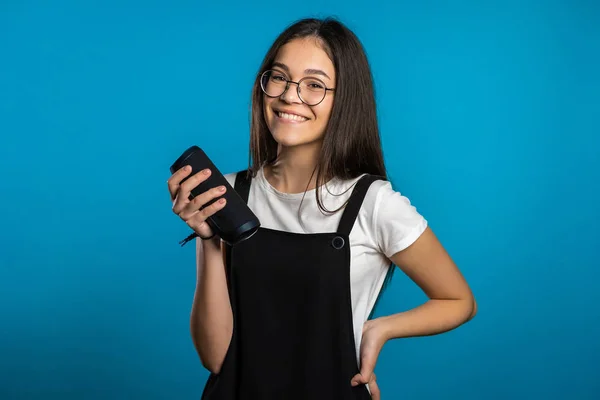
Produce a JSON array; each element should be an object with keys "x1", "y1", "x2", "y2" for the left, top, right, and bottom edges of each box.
[
  {"x1": 271, "y1": 72, "x2": 287, "y2": 82},
  {"x1": 302, "y1": 78, "x2": 325, "y2": 92}
]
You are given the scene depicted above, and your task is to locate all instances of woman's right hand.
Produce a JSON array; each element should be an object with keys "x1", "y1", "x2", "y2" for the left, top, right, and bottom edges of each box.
[{"x1": 167, "y1": 166, "x2": 227, "y2": 239}]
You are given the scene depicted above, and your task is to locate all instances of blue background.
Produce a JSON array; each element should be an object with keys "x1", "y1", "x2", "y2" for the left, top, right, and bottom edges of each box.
[{"x1": 1, "y1": 0, "x2": 599, "y2": 399}]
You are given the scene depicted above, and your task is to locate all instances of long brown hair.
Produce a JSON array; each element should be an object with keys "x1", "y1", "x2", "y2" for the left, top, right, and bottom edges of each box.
[{"x1": 248, "y1": 17, "x2": 387, "y2": 213}]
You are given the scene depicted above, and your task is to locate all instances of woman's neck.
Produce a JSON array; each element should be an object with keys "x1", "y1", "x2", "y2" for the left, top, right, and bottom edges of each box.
[{"x1": 264, "y1": 144, "x2": 321, "y2": 194}]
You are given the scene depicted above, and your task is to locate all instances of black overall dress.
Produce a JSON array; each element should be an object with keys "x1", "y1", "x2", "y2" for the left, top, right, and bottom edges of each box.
[{"x1": 200, "y1": 171, "x2": 382, "y2": 400}]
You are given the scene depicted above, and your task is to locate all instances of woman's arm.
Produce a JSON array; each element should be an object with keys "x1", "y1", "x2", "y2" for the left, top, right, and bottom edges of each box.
[
  {"x1": 190, "y1": 236, "x2": 233, "y2": 374},
  {"x1": 375, "y1": 226, "x2": 476, "y2": 340}
]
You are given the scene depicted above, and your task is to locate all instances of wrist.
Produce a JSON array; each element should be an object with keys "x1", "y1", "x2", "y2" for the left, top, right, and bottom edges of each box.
[
  {"x1": 200, "y1": 234, "x2": 221, "y2": 250},
  {"x1": 370, "y1": 315, "x2": 394, "y2": 342}
]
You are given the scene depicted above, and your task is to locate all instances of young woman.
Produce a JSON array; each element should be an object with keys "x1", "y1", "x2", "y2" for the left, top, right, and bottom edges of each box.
[{"x1": 167, "y1": 17, "x2": 476, "y2": 400}]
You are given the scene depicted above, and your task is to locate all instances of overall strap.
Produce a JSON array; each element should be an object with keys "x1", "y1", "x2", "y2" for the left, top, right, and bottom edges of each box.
[
  {"x1": 336, "y1": 174, "x2": 385, "y2": 237},
  {"x1": 234, "y1": 169, "x2": 252, "y2": 204}
]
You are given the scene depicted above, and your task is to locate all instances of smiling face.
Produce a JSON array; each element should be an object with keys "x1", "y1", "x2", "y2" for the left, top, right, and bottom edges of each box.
[{"x1": 262, "y1": 37, "x2": 336, "y2": 150}]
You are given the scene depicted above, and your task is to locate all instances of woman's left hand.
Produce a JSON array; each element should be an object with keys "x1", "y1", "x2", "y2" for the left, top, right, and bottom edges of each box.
[{"x1": 351, "y1": 318, "x2": 388, "y2": 399}]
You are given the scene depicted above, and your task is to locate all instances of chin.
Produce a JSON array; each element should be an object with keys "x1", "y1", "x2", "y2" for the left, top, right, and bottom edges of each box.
[
  {"x1": 269, "y1": 126, "x2": 323, "y2": 148},
  {"x1": 264, "y1": 106, "x2": 326, "y2": 148}
]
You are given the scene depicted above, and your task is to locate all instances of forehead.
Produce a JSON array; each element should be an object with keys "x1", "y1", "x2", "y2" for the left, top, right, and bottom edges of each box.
[{"x1": 273, "y1": 38, "x2": 335, "y2": 80}]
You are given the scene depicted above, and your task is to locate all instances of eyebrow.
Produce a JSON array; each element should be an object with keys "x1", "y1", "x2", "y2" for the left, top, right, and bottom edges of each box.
[{"x1": 272, "y1": 62, "x2": 331, "y2": 81}]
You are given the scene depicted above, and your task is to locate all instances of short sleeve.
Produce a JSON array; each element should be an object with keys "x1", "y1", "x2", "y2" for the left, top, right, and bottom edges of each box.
[{"x1": 373, "y1": 182, "x2": 428, "y2": 258}]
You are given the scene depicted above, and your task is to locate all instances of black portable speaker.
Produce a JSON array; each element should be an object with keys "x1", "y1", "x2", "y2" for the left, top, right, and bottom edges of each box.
[{"x1": 170, "y1": 145, "x2": 260, "y2": 245}]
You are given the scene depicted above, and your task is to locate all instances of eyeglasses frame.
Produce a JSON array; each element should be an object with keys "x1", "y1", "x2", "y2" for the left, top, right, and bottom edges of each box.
[{"x1": 260, "y1": 69, "x2": 335, "y2": 106}]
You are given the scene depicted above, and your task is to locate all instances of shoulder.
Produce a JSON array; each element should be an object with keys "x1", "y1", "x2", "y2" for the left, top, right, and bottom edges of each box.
[
  {"x1": 362, "y1": 178, "x2": 421, "y2": 218},
  {"x1": 224, "y1": 169, "x2": 252, "y2": 188},
  {"x1": 224, "y1": 172, "x2": 237, "y2": 188},
  {"x1": 360, "y1": 177, "x2": 428, "y2": 258}
]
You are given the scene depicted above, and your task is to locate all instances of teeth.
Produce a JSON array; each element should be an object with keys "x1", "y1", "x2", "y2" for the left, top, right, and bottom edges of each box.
[{"x1": 278, "y1": 112, "x2": 308, "y2": 122}]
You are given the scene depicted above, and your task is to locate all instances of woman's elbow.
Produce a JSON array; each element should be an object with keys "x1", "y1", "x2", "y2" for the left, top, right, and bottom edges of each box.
[{"x1": 466, "y1": 296, "x2": 477, "y2": 321}]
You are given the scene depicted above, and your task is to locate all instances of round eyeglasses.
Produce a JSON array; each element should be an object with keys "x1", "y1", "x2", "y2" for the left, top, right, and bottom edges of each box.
[{"x1": 260, "y1": 69, "x2": 335, "y2": 106}]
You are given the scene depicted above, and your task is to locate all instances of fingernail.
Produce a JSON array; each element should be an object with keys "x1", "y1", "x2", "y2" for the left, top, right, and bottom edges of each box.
[
  {"x1": 218, "y1": 186, "x2": 225, "y2": 192},
  {"x1": 203, "y1": 169, "x2": 210, "y2": 175},
  {"x1": 184, "y1": 165, "x2": 191, "y2": 171},
  {"x1": 219, "y1": 198, "x2": 226, "y2": 204}
]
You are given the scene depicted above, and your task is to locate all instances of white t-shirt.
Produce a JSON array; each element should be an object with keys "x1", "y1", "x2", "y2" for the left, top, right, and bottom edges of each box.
[{"x1": 224, "y1": 167, "x2": 428, "y2": 362}]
